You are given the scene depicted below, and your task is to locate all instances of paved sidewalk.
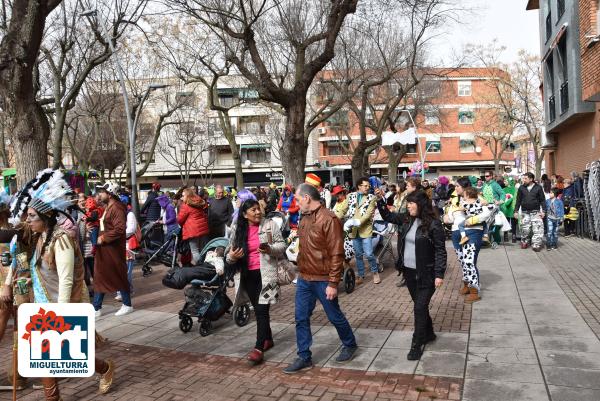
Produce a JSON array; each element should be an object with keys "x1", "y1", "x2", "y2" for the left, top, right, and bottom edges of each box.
[
  {"x1": 463, "y1": 243, "x2": 600, "y2": 401},
  {"x1": 538, "y1": 236, "x2": 600, "y2": 338}
]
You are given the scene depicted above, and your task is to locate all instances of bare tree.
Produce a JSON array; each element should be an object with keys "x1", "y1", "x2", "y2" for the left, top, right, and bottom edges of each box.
[
  {"x1": 468, "y1": 42, "x2": 545, "y2": 177},
  {"x1": 0, "y1": 0, "x2": 62, "y2": 185},
  {"x1": 158, "y1": 113, "x2": 217, "y2": 186},
  {"x1": 315, "y1": 0, "x2": 458, "y2": 182},
  {"x1": 167, "y1": 0, "x2": 359, "y2": 185}
]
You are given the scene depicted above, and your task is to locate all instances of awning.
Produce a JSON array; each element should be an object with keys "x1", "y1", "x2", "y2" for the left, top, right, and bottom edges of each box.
[
  {"x1": 240, "y1": 144, "x2": 270, "y2": 150},
  {"x1": 542, "y1": 23, "x2": 568, "y2": 63},
  {"x1": 2, "y1": 168, "x2": 16, "y2": 177}
]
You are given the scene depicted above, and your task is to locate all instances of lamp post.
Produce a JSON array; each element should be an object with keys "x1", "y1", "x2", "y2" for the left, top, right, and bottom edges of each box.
[
  {"x1": 398, "y1": 109, "x2": 430, "y2": 180},
  {"x1": 80, "y1": 9, "x2": 167, "y2": 216}
]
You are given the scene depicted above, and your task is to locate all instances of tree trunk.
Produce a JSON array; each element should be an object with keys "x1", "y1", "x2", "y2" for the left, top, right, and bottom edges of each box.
[
  {"x1": 535, "y1": 151, "x2": 544, "y2": 179},
  {"x1": 51, "y1": 112, "x2": 66, "y2": 169},
  {"x1": 13, "y1": 100, "x2": 50, "y2": 185},
  {"x1": 281, "y1": 100, "x2": 307, "y2": 186},
  {"x1": 219, "y1": 111, "x2": 244, "y2": 189},
  {"x1": 350, "y1": 142, "x2": 369, "y2": 184},
  {"x1": 385, "y1": 145, "x2": 406, "y2": 184},
  {"x1": 494, "y1": 159, "x2": 500, "y2": 175}
]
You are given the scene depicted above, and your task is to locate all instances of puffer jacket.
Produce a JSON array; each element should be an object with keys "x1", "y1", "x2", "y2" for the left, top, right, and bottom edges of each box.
[
  {"x1": 177, "y1": 195, "x2": 209, "y2": 240},
  {"x1": 297, "y1": 205, "x2": 345, "y2": 287},
  {"x1": 377, "y1": 199, "x2": 447, "y2": 287},
  {"x1": 157, "y1": 195, "x2": 178, "y2": 231}
]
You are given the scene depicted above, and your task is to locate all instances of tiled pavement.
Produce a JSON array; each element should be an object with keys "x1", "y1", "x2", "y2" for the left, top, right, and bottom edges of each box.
[
  {"x1": 537, "y1": 237, "x2": 600, "y2": 338},
  {"x1": 3, "y1": 237, "x2": 600, "y2": 400}
]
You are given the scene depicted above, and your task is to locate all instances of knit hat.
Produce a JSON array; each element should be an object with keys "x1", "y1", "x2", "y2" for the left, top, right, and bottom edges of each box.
[{"x1": 305, "y1": 173, "x2": 321, "y2": 187}]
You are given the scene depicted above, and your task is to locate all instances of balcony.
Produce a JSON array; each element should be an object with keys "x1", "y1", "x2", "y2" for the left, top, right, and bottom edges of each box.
[
  {"x1": 560, "y1": 81, "x2": 569, "y2": 114},
  {"x1": 548, "y1": 95, "x2": 556, "y2": 123},
  {"x1": 557, "y1": 0, "x2": 565, "y2": 19},
  {"x1": 546, "y1": 13, "x2": 552, "y2": 41}
]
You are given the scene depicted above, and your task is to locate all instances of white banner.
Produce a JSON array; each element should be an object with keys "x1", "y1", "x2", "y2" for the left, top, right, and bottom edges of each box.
[{"x1": 382, "y1": 128, "x2": 417, "y2": 146}]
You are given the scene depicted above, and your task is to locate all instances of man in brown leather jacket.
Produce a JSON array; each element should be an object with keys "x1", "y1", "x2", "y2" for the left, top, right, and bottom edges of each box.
[{"x1": 283, "y1": 184, "x2": 358, "y2": 374}]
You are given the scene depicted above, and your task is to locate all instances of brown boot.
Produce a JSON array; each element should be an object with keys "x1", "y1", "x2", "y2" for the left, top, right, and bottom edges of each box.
[
  {"x1": 465, "y1": 287, "x2": 481, "y2": 303},
  {"x1": 41, "y1": 377, "x2": 62, "y2": 401},
  {"x1": 97, "y1": 359, "x2": 115, "y2": 394},
  {"x1": 459, "y1": 282, "x2": 469, "y2": 295}
]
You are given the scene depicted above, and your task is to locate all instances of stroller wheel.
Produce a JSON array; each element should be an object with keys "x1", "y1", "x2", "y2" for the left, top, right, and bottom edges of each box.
[
  {"x1": 233, "y1": 304, "x2": 251, "y2": 327},
  {"x1": 199, "y1": 320, "x2": 212, "y2": 337},
  {"x1": 179, "y1": 314, "x2": 193, "y2": 333},
  {"x1": 344, "y1": 268, "x2": 355, "y2": 294}
]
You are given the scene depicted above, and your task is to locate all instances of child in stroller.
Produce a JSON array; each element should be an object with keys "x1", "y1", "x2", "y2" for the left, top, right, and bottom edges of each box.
[{"x1": 174, "y1": 238, "x2": 251, "y2": 336}]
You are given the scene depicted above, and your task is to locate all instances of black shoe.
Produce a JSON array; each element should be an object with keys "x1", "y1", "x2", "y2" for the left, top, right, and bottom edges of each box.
[
  {"x1": 552, "y1": 245, "x2": 558, "y2": 250},
  {"x1": 424, "y1": 333, "x2": 437, "y2": 344},
  {"x1": 335, "y1": 346, "x2": 358, "y2": 363},
  {"x1": 283, "y1": 358, "x2": 313, "y2": 374},
  {"x1": 407, "y1": 344, "x2": 425, "y2": 361}
]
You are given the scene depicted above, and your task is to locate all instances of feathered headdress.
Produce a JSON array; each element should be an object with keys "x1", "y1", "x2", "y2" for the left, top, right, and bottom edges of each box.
[
  {"x1": 0, "y1": 187, "x2": 11, "y2": 212},
  {"x1": 10, "y1": 168, "x2": 55, "y2": 221},
  {"x1": 9, "y1": 169, "x2": 72, "y2": 221},
  {"x1": 28, "y1": 170, "x2": 72, "y2": 215}
]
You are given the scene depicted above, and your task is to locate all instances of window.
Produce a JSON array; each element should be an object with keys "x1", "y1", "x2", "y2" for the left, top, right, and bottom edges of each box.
[
  {"x1": 327, "y1": 110, "x2": 348, "y2": 128},
  {"x1": 242, "y1": 147, "x2": 270, "y2": 164},
  {"x1": 175, "y1": 92, "x2": 195, "y2": 108},
  {"x1": 458, "y1": 108, "x2": 475, "y2": 124},
  {"x1": 140, "y1": 152, "x2": 155, "y2": 163},
  {"x1": 218, "y1": 95, "x2": 234, "y2": 108},
  {"x1": 457, "y1": 81, "x2": 472, "y2": 97},
  {"x1": 406, "y1": 143, "x2": 418, "y2": 154},
  {"x1": 182, "y1": 149, "x2": 194, "y2": 162},
  {"x1": 327, "y1": 140, "x2": 349, "y2": 155},
  {"x1": 239, "y1": 116, "x2": 264, "y2": 136},
  {"x1": 459, "y1": 139, "x2": 476, "y2": 153},
  {"x1": 557, "y1": 0, "x2": 565, "y2": 19},
  {"x1": 424, "y1": 111, "x2": 439, "y2": 125},
  {"x1": 179, "y1": 121, "x2": 195, "y2": 134},
  {"x1": 426, "y1": 140, "x2": 441, "y2": 153}
]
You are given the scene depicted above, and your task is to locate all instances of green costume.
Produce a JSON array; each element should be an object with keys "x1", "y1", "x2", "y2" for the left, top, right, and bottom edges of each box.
[{"x1": 501, "y1": 177, "x2": 517, "y2": 217}]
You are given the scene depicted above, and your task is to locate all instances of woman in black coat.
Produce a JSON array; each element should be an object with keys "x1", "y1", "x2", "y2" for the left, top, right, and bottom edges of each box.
[{"x1": 375, "y1": 189, "x2": 447, "y2": 360}]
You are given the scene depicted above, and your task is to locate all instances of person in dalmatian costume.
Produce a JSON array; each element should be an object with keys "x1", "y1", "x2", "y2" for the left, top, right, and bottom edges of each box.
[{"x1": 444, "y1": 177, "x2": 490, "y2": 303}]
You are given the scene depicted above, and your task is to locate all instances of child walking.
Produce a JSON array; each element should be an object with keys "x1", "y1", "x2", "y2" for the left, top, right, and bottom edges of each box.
[{"x1": 546, "y1": 188, "x2": 564, "y2": 250}]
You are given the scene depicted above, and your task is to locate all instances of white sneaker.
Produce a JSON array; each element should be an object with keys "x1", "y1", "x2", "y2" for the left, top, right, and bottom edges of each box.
[
  {"x1": 115, "y1": 293, "x2": 122, "y2": 302},
  {"x1": 95, "y1": 310, "x2": 102, "y2": 318},
  {"x1": 114, "y1": 305, "x2": 134, "y2": 316}
]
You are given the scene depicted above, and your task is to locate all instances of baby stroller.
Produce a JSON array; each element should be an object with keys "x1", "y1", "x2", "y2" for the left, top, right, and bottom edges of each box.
[
  {"x1": 373, "y1": 220, "x2": 396, "y2": 271},
  {"x1": 176, "y1": 238, "x2": 251, "y2": 336},
  {"x1": 141, "y1": 222, "x2": 182, "y2": 277},
  {"x1": 483, "y1": 205, "x2": 511, "y2": 249}
]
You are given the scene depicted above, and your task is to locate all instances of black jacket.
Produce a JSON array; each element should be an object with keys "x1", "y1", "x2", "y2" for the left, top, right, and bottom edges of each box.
[
  {"x1": 141, "y1": 190, "x2": 161, "y2": 222},
  {"x1": 377, "y1": 200, "x2": 447, "y2": 288},
  {"x1": 515, "y1": 183, "x2": 546, "y2": 213},
  {"x1": 208, "y1": 197, "x2": 234, "y2": 228}
]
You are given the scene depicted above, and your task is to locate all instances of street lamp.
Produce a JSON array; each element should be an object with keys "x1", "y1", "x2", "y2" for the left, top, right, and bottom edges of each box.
[
  {"x1": 397, "y1": 109, "x2": 431, "y2": 180},
  {"x1": 79, "y1": 9, "x2": 168, "y2": 217}
]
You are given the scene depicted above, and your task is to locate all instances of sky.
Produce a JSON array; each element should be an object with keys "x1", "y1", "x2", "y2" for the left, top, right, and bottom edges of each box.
[{"x1": 431, "y1": 0, "x2": 541, "y2": 64}]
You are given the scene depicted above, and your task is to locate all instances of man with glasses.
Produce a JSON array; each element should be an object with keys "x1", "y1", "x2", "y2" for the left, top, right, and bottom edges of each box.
[{"x1": 338, "y1": 177, "x2": 380, "y2": 284}]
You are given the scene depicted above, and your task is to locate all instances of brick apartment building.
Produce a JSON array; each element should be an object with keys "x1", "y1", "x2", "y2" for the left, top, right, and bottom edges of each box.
[
  {"x1": 316, "y1": 68, "x2": 516, "y2": 184},
  {"x1": 527, "y1": 0, "x2": 600, "y2": 176}
]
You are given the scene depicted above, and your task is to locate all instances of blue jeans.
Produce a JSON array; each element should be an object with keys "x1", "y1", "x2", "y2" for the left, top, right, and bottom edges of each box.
[
  {"x1": 94, "y1": 291, "x2": 131, "y2": 310},
  {"x1": 547, "y1": 219, "x2": 560, "y2": 247},
  {"x1": 295, "y1": 278, "x2": 357, "y2": 361},
  {"x1": 353, "y1": 237, "x2": 378, "y2": 277}
]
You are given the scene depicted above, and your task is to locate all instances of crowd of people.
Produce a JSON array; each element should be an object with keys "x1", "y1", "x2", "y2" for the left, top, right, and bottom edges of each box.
[{"x1": 0, "y1": 166, "x2": 587, "y2": 398}]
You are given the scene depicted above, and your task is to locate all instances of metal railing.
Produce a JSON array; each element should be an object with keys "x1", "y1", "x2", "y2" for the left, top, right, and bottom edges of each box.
[
  {"x1": 548, "y1": 95, "x2": 556, "y2": 123},
  {"x1": 560, "y1": 82, "x2": 569, "y2": 114}
]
